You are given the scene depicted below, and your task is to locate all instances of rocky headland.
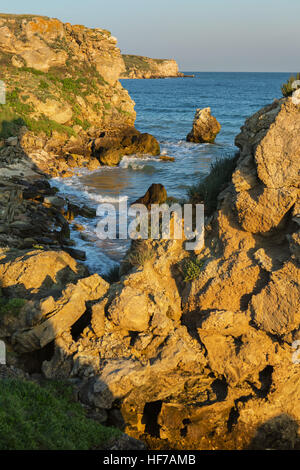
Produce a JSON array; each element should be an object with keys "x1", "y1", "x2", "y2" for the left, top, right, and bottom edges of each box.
[
  {"x1": 0, "y1": 14, "x2": 160, "y2": 175},
  {"x1": 0, "y1": 13, "x2": 299, "y2": 452},
  {"x1": 121, "y1": 54, "x2": 184, "y2": 79}
]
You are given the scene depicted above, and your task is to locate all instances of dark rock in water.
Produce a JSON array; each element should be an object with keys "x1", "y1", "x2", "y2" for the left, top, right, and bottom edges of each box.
[
  {"x1": 66, "y1": 202, "x2": 96, "y2": 220},
  {"x1": 79, "y1": 206, "x2": 97, "y2": 219},
  {"x1": 133, "y1": 183, "x2": 167, "y2": 209},
  {"x1": 93, "y1": 127, "x2": 160, "y2": 166},
  {"x1": 43, "y1": 196, "x2": 66, "y2": 209},
  {"x1": 63, "y1": 247, "x2": 86, "y2": 261},
  {"x1": 186, "y1": 107, "x2": 221, "y2": 143}
]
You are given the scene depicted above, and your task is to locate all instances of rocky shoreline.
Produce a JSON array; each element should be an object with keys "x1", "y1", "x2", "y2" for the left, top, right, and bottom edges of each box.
[
  {"x1": 0, "y1": 13, "x2": 299, "y2": 452},
  {"x1": 0, "y1": 95, "x2": 299, "y2": 450}
]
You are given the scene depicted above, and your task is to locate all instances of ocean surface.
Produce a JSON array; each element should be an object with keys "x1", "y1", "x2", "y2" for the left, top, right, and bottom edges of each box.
[{"x1": 52, "y1": 72, "x2": 290, "y2": 274}]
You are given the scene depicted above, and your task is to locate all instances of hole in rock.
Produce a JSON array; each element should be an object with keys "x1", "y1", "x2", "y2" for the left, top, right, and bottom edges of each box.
[
  {"x1": 211, "y1": 377, "x2": 228, "y2": 401},
  {"x1": 21, "y1": 340, "x2": 55, "y2": 374},
  {"x1": 180, "y1": 418, "x2": 191, "y2": 437},
  {"x1": 227, "y1": 405, "x2": 239, "y2": 433},
  {"x1": 227, "y1": 394, "x2": 253, "y2": 433},
  {"x1": 71, "y1": 305, "x2": 92, "y2": 342},
  {"x1": 129, "y1": 331, "x2": 139, "y2": 347},
  {"x1": 142, "y1": 401, "x2": 163, "y2": 437},
  {"x1": 248, "y1": 365, "x2": 274, "y2": 398}
]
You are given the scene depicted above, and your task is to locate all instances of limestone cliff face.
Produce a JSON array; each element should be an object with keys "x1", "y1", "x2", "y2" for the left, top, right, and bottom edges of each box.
[
  {"x1": 0, "y1": 14, "x2": 162, "y2": 175},
  {"x1": 121, "y1": 54, "x2": 182, "y2": 79},
  {"x1": 0, "y1": 14, "x2": 125, "y2": 84}
]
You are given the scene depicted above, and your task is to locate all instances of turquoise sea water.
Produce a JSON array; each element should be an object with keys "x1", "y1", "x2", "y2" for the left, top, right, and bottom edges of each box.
[{"x1": 53, "y1": 72, "x2": 291, "y2": 273}]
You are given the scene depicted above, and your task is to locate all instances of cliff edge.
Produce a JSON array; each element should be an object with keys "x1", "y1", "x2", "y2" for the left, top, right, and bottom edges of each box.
[
  {"x1": 0, "y1": 14, "x2": 160, "y2": 174},
  {"x1": 121, "y1": 54, "x2": 183, "y2": 79}
]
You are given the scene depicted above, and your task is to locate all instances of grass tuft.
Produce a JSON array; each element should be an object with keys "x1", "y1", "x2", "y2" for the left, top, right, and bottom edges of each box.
[
  {"x1": 128, "y1": 241, "x2": 155, "y2": 267},
  {"x1": 187, "y1": 154, "x2": 238, "y2": 215},
  {"x1": 102, "y1": 265, "x2": 121, "y2": 284},
  {"x1": 281, "y1": 73, "x2": 300, "y2": 97}
]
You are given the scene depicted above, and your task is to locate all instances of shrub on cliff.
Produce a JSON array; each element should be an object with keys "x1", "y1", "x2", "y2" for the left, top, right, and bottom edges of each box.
[
  {"x1": 281, "y1": 73, "x2": 300, "y2": 97},
  {"x1": 0, "y1": 288, "x2": 25, "y2": 317},
  {"x1": 188, "y1": 153, "x2": 238, "y2": 215},
  {"x1": 128, "y1": 241, "x2": 155, "y2": 267},
  {"x1": 0, "y1": 379, "x2": 120, "y2": 450},
  {"x1": 181, "y1": 256, "x2": 205, "y2": 282}
]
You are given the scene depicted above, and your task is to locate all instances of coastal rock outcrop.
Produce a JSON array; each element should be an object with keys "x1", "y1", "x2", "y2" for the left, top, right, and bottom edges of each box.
[
  {"x1": 121, "y1": 55, "x2": 183, "y2": 79},
  {"x1": 133, "y1": 183, "x2": 167, "y2": 208},
  {"x1": 234, "y1": 98, "x2": 300, "y2": 233},
  {"x1": 37, "y1": 97, "x2": 299, "y2": 449},
  {"x1": 0, "y1": 71, "x2": 300, "y2": 450},
  {"x1": 0, "y1": 14, "x2": 160, "y2": 176},
  {"x1": 186, "y1": 107, "x2": 221, "y2": 143}
]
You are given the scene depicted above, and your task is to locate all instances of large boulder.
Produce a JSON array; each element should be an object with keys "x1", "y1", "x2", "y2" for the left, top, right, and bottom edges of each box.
[
  {"x1": 234, "y1": 98, "x2": 300, "y2": 233},
  {"x1": 93, "y1": 127, "x2": 160, "y2": 166},
  {"x1": 186, "y1": 107, "x2": 221, "y2": 143},
  {"x1": 133, "y1": 183, "x2": 167, "y2": 209},
  {"x1": 0, "y1": 249, "x2": 86, "y2": 298}
]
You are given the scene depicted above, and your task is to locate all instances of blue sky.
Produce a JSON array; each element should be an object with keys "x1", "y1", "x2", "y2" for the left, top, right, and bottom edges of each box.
[{"x1": 0, "y1": 0, "x2": 299, "y2": 72}]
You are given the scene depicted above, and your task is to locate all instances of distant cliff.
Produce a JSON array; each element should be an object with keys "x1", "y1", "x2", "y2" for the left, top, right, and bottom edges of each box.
[{"x1": 121, "y1": 54, "x2": 183, "y2": 79}]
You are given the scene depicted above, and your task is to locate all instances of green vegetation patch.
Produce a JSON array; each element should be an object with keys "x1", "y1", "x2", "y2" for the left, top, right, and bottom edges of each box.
[
  {"x1": 0, "y1": 297, "x2": 25, "y2": 317},
  {"x1": 181, "y1": 257, "x2": 204, "y2": 282},
  {"x1": 0, "y1": 379, "x2": 120, "y2": 450},
  {"x1": 181, "y1": 256, "x2": 205, "y2": 283},
  {"x1": 122, "y1": 55, "x2": 151, "y2": 72},
  {"x1": 0, "y1": 60, "x2": 110, "y2": 138},
  {"x1": 188, "y1": 154, "x2": 238, "y2": 215},
  {"x1": 281, "y1": 73, "x2": 300, "y2": 97}
]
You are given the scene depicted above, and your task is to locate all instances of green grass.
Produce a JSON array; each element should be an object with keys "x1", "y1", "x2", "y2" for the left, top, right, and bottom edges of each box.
[
  {"x1": 122, "y1": 55, "x2": 151, "y2": 72},
  {"x1": 24, "y1": 116, "x2": 76, "y2": 137},
  {"x1": 0, "y1": 379, "x2": 120, "y2": 450},
  {"x1": 281, "y1": 73, "x2": 300, "y2": 97},
  {"x1": 0, "y1": 54, "x2": 120, "y2": 139},
  {"x1": 0, "y1": 107, "x2": 25, "y2": 139},
  {"x1": 39, "y1": 79, "x2": 49, "y2": 90},
  {"x1": 20, "y1": 66, "x2": 46, "y2": 76},
  {"x1": 0, "y1": 298, "x2": 25, "y2": 317},
  {"x1": 188, "y1": 154, "x2": 238, "y2": 215}
]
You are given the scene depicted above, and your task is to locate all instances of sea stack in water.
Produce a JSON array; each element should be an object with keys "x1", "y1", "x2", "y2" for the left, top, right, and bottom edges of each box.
[
  {"x1": 133, "y1": 183, "x2": 167, "y2": 209},
  {"x1": 186, "y1": 107, "x2": 221, "y2": 143}
]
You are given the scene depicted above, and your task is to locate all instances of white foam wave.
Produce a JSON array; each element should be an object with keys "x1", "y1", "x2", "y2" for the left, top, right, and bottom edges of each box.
[
  {"x1": 119, "y1": 155, "x2": 156, "y2": 169},
  {"x1": 84, "y1": 192, "x2": 128, "y2": 204}
]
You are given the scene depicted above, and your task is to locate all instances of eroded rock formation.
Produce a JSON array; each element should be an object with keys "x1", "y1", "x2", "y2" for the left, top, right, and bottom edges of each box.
[
  {"x1": 0, "y1": 14, "x2": 160, "y2": 175},
  {"x1": 187, "y1": 107, "x2": 221, "y2": 143},
  {"x1": 0, "y1": 92, "x2": 299, "y2": 449}
]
